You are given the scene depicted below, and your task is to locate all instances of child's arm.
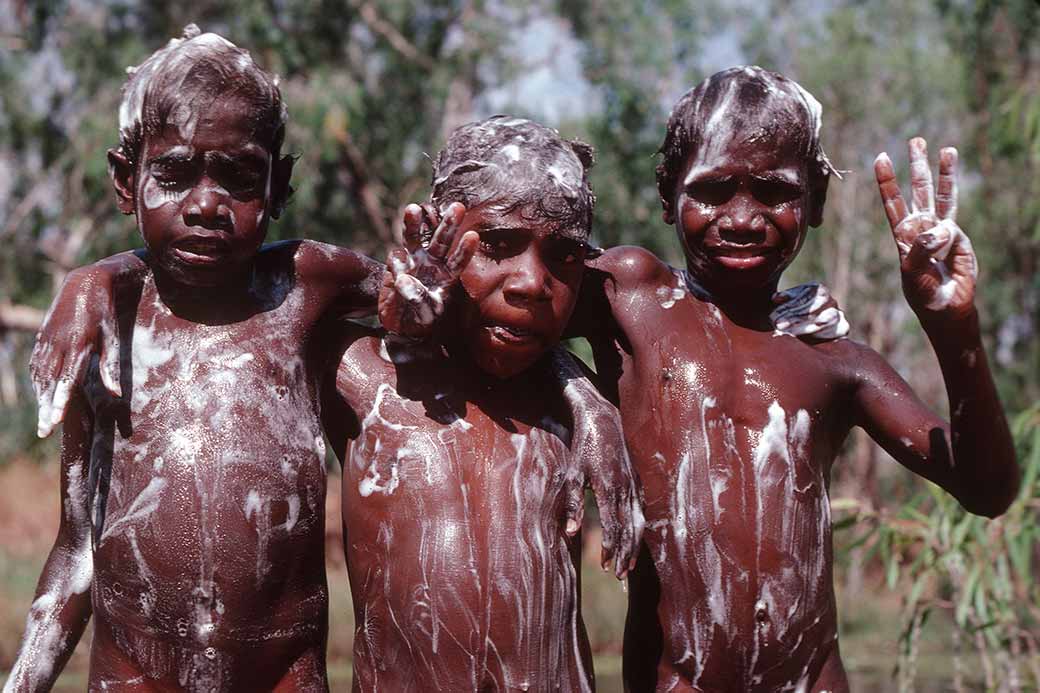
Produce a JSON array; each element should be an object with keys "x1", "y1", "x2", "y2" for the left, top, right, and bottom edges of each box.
[
  {"x1": 4, "y1": 390, "x2": 94, "y2": 692},
  {"x1": 854, "y1": 138, "x2": 1018, "y2": 517},
  {"x1": 30, "y1": 251, "x2": 146, "y2": 437},
  {"x1": 292, "y1": 241, "x2": 383, "y2": 319},
  {"x1": 551, "y1": 348, "x2": 644, "y2": 580}
]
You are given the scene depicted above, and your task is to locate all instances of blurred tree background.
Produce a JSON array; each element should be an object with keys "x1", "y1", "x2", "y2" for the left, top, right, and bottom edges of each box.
[{"x1": 0, "y1": 0, "x2": 1037, "y2": 689}]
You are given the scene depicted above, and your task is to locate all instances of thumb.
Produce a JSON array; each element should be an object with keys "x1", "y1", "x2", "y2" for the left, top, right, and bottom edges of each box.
[
  {"x1": 98, "y1": 319, "x2": 122, "y2": 399},
  {"x1": 564, "y1": 480, "x2": 585, "y2": 536},
  {"x1": 905, "y1": 224, "x2": 952, "y2": 275}
]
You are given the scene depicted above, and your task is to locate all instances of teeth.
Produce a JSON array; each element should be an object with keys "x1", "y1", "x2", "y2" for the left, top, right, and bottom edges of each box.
[{"x1": 491, "y1": 325, "x2": 533, "y2": 338}]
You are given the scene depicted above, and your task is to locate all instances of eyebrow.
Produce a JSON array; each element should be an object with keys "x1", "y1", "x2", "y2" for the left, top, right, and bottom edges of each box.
[
  {"x1": 683, "y1": 165, "x2": 729, "y2": 186},
  {"x1": 751, "y1": 170, "x2": 803, "y2": 186},
  {"x1": 148, "y1": 147, "x2": 195, "y2": 166},
  {"x1": 205, "y1": 150, "x2": 269, "y2": 168},
  {"x1": 683, "y1": 167, "x2": 803, "y2": 187},
  {"x1": 472, "y1": 223, "x2": 528, "y2": 233}
]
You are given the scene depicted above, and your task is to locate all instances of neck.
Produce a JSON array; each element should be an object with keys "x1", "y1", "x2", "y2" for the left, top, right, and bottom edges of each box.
[
  {"x1": 684, "y1": 270, "x2": 779, "y2": 329},
  {"x1": 151, "y1": 262, "x2": 258, "y2": 324}
]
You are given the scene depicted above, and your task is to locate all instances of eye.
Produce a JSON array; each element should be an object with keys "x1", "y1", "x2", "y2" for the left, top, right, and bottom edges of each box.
[
  {"x1": 685, "y1": 178, "x2": 737, "y2": 206},
  {"x1": 150, "y1": 161, "x2": 195, "y2": 190},
  {"x1": 478, "y1": 229, "x2": 526, "y2": 259},
  {"x1": 544, "y1": 238, "x2": 586, "y2": 266},
  {"x1": 211, "y1": 159, "x2": 266, "y2": 198},
  {"x1": 749, "y1": 178, "x2": 803, "y2": 206}
]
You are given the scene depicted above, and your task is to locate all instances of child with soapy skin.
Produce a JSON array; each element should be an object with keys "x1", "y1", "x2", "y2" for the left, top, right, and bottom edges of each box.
[
  {"x1": 384, "y1": 66, "x2": 1020, "y2": 692},
  {"x1": 8, "y1": 28, "x2": 645, "y2": 693},
  {"x1": 602, "y1": 67, "x2": 1017, "y2": 692},
  {"x1": 321, "y1": 116, "x2": 642, "y2": 691},
  {"x1": 4, "y1": 25, "x2": 383, "y2": 692}
]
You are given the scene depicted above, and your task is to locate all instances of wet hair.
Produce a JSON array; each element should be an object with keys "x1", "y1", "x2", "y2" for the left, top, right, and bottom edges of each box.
[
  {"x1": 656, "y1": 65, "x2": 840, "y2": 221},
  {"x1": 116, "y1": 24, "x2": 287, "y2": 169},
  {"x1": 430, "y1": 116, "x2": 596, "y2": 241}
]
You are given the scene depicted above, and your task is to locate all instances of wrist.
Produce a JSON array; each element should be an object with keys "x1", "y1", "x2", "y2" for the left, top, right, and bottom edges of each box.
[{"x1": 918, "y1": 305, "x2": 981, "y2": 347}]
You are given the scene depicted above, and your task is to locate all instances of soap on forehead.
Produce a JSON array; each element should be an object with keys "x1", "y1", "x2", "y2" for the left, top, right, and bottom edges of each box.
[
  {"x1": 673, "y1": 65, "x2": 839, "y2": 179},
  {"x1": 431, "y1": 115, "x2": 594, "y2": 241}
]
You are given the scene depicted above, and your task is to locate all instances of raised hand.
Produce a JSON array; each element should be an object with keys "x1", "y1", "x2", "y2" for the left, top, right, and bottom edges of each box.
[
  {"x1": 875, "y1": 138, "x2": 977, "y2": 320},
  {"x1": 552, "y1": 348, "x2": 645, "y2": 580},
  {"x1": 30, "y1": 252, "x2": 144, "y2": 437},
  {"x1": 378, "y1": 202, "x2": 479, "y2": 339},
  {"x1": 770, "y1": 282, "x2": 849, "y2": 341}
]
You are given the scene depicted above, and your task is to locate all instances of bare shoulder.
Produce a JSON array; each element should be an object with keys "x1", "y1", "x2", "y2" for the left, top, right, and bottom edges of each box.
[
  {"x1": 334, "y1": 321, "x2": 385, "y2": 368},
  {"x1": 252, "y1": 239, "x2": 371, "y2": 280},
  {"x1": 589, "y1": 245, "x2": 674, "y2": 293},
  {"x1": 330, "y1": 322, "x2": 389, "y2": 398},
  {"x1": 802, "y1": 335, "x2": 897, "y2": 388},
  {"x1": 293, "y1": 239, "x2": 372, "y2": 278}
]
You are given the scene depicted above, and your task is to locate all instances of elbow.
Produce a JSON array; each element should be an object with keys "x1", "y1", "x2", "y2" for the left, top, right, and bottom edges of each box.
[
  {"x1": 963, "y1": 499, "x2": 1011, "y2": 519},
  {"x1": 957, "y1": 470, "x2": 1020, "y2": 519}
]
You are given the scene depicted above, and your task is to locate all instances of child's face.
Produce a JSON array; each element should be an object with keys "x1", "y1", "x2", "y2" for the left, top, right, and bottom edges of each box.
[
  {"x1": 134, "y1": 94, "x2": 274, "y2": 287},
  {"x1": 454, "y1": 205, "x2": 587, "y2": 378},
  {"x1": 674, "y1": 126, "x2": 814, "y2": 293}
]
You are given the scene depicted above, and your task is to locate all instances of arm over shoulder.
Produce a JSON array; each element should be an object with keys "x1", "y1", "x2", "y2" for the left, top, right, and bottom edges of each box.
[
  {"x1": 589, "y1": 245, "x2": 674, "y2": 294},
  {"x1": 294, "y1": 240, "x2": 383, "y2": 318}
]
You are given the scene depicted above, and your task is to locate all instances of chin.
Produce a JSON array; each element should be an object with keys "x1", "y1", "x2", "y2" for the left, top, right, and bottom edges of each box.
[
  {"x1": 699, "y1": 258, "x2": 789, "y2": 293},
  {"x1": 471, "y1": 343, "x2": 544, "y2": 380},
  {"x1": 158, "y1": 253, "x2": 242, "y2": 289}
]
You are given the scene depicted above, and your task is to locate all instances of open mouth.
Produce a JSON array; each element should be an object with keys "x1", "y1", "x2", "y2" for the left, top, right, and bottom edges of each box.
[
  {"x1": 485, "y1": 323, "x2": 541, "y2": 346},
  {"x1": 171, "y1": 236, "x2": 230, "y2": 265}
]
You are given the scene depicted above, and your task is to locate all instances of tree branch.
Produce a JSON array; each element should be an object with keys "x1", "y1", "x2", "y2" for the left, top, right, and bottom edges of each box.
[
  {"x1": 349, "y1": 0, "x2": 436, "y2": 72},
  {"x1": 327, "y1": 113, "x2": 393, "y2": 244},
  {"x1": 0, "y1": 302, "x2": 44, "y2": 333}
]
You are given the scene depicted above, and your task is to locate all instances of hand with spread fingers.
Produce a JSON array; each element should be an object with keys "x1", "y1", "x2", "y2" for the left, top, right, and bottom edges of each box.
[
  {"x1": 874, "y1": 138, "x2": 978, "y2": 321},
  {"x1": 378, "y1": 202, "x2": 480, "y2": 339},
  {"x1": 29, "y1": 251, "x2": 145, "y2": 437}
]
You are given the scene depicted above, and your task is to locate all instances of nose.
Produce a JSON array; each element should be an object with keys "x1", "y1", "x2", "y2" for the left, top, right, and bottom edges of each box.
[
  {"x1": 183, "y1": 182, "x2": 232, "y2": 231},
  {"x1": 503, "y1": 250, "x2": 552, "y2": 306},
  {"x1": 716, "y1": 191, "x2": 767, "y2": 243}
]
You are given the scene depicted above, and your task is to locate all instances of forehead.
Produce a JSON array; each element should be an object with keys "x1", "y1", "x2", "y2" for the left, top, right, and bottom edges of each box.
[
  {"x1": 144, "y1": 94, "x2": 270, "y2": 158},
  {"x1": 683, "y1": 130, "x2": 809, "y2": 183},
  {"x1": 461, "y1": 204, "x2": 564, "y2": 235}
]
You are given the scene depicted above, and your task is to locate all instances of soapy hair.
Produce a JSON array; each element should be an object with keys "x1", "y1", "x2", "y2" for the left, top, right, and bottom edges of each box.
[
  {"x1": 431, "y1": 116, "x2": 595, "y2": 241},
  {"x1": 656, "y1": 66, "x2": 839, "y2": 221},
  {"x1": 116, "y1": 24, "x2": 287, "y2": 168}
]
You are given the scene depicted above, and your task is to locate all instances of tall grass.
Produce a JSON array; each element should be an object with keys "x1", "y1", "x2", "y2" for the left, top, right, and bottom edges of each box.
[{"x1": 834, "y1": 405, "x2": 1040, "y2": 691}]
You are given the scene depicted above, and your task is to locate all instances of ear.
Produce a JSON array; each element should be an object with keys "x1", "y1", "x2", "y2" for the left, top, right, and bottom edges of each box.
[
  {"x1": 268, "y1": 154, "x2": 295, "y2": 220},
  {"x1": 107, "y1": 148, "x2": 136, "y2": 215},
  {"x1": 808, "y1": 170, "x2": 830, "y2": 228}
]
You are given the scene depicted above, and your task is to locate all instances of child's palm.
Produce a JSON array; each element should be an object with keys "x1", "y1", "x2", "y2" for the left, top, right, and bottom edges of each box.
[
  {"x1": 875, "y1": 138, "x2": 977, "y2": 319},
  {"x1": 378, "y1": 202, "x2": 478, "y2": 338}
]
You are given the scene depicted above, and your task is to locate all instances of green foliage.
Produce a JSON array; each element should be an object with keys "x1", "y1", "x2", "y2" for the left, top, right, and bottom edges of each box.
[{"x1": 835, "y1": 404, "x2": 1040, "y2": 691}]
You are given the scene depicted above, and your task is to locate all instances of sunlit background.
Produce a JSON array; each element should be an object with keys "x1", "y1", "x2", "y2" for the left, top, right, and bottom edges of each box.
[{"x1": 1, "y1": 0, "x2": 1038, "y2": 690}]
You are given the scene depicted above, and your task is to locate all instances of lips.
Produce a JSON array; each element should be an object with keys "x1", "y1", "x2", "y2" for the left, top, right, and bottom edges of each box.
[
  {"x1": 170, "y1": 235, "x2": 231, "y2": 264},
  {"x1": 484, "y1": 323, "x2": 542, "y2": 346},
  {"x1": 706, "y1": 244, "x2": 777, "y2": 270}
]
